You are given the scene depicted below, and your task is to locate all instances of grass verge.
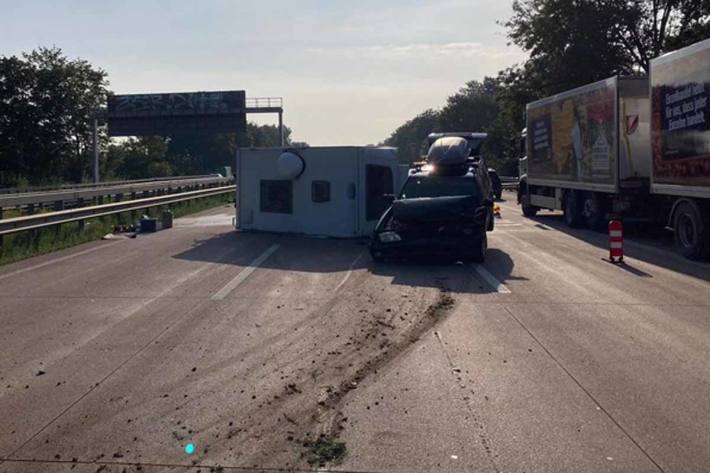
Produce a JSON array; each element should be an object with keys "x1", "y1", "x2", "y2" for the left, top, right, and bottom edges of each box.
[
  {"x1": 0, "y1": 193, "x2": 232, "y2": 267},
  {"x1": 305, "y1": 437, "x2": 347, "y2": 467}
]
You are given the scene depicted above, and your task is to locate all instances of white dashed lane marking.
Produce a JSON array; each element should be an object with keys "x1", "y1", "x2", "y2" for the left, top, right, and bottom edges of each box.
[
  {"x1": 211, "y1": 244, "x2": 280, "y2": 300},
  {"x1": 474, "y1": 265, "x2": 512, "y2": 293}
]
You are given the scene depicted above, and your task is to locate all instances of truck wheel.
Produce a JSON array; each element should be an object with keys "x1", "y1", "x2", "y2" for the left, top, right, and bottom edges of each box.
[
  {"x1": 521, "y1": 194, "x2": 538, "y2": 217},
  {"x1": 582, "y1": 192, "x2": 606, "y2": 230},
  {"x1": 563, "y1": 191, "x2": 583, "y2": 228},
  {"x1": 673, "y1": 201, "x2": 709, "y2": 260}
]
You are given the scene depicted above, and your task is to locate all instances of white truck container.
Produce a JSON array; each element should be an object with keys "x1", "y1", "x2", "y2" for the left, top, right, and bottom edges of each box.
[
  {"x1": 649, "y1": 39, "x2": 710, "y2": 258},
  {"x1": 235, "y1": 146, "x2": 406, "y2": 237},
  {"x1": 519, "y1": 38, "x2": 710, "y2": 258},
  {"x1": 519, "y1": 75, "x2": 651, "y2": 229}
]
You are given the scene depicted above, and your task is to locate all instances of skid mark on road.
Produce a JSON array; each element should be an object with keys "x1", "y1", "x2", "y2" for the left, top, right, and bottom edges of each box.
[{"x1": 211, "y1": 244, "x2": 280, "y2": 300}]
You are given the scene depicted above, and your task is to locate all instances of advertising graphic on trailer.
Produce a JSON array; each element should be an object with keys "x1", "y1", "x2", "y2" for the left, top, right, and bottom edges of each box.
[
  {"x1": 652, "y1": 46, "x2": 710, "y2": 187},
  {"x1": 527, "y1": 79, "x2": 617, "y2": 185}
]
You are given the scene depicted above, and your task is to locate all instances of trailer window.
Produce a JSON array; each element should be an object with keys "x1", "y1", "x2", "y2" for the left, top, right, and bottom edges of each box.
[
  {"x1": 260, "y1": 180, "x2": 292, "y2": 214},
  {"x1": 311, "y1": 180, "x2": 331, "y2": 203},
  {"x1": 366, "y1": 165, "x2": 394, "y2": 221}
]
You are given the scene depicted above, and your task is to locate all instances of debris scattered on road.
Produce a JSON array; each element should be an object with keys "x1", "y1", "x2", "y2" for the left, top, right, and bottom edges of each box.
[
  {"x1": 283, "y1": 413, "x2": 299, "y2": 425},
  {"x1": 376, "y1": 320, "x2": 395, "y2": 329},
  {"x1": 285, "y1": 383, "x2": 302, "y2": 395}
]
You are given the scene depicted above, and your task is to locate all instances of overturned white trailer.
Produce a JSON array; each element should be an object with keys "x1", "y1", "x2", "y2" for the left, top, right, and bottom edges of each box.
[{"x1": 235, "y1": 146, "x2": 406, "y2": 237}]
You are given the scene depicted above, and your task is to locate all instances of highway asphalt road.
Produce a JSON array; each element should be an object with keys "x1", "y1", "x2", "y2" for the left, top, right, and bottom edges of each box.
[{"x1": 1, "y1": 195, "x2": 709, "y2": 473}]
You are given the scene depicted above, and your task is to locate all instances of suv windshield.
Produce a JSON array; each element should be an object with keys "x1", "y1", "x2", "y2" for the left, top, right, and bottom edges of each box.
[{"x1": 400, "y1": 175, "x2": 480, "y2": 199}]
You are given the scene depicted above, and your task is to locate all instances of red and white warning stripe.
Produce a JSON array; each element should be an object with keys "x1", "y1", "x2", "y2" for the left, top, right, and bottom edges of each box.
[{"x1": 608, "y1": 220, "x2": 623, "y2": 263}]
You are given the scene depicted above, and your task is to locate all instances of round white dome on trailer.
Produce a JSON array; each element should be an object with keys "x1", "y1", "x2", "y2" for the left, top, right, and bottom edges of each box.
[
  {"x1": 427, "y1": 136, "x2": 471, "y2": 166},
  {"x1": 277, "y1": 151, "x2": 306, "y2": 179}
]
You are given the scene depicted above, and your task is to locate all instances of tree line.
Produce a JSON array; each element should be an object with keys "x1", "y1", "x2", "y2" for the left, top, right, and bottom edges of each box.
[
  {"x1": 383, "y1": 0, "x2": 710, "y2": 175},
  {"x1": 0, "y1": 47, "x2": 299, "y2": 188}
]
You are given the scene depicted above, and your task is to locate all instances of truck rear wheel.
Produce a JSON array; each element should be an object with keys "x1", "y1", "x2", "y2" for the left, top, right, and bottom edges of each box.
[
  {"x1": 582, "y1": 192, "x2": 606, "y2": 230},
  {"x1": 564, "y1": 191, "x2": 583, "y2": 228},
  {"x1": 520, "y1": 192, "x2": 538, "y2": 217},
  {"x1": 674, "y1": 201, "x2": 709, "y2": 260}
]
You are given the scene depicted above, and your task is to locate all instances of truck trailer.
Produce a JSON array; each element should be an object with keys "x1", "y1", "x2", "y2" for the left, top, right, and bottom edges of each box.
[{"x1": 518, "y1": 38, "x2": 710, "y2": 259}]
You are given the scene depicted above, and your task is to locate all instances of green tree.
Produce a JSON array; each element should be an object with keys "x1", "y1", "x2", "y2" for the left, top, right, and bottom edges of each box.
[
  {"x1": 106, "y1": 137, "x2": 172, "y2": 180},
  {"x1": 438, "y1": 78, "x2": 500, "y2": 133},
  {"x1": 506, "y1": 0, "x2": 710, "y2": 83},
  {"x1": 383, "y1": 79, "x2": 502, "y2": 166},
  {"x1": 0, "y1": 47, "x2": 109, "y2": 186},
  {"x1": 103, "y1": 122, "x2": 299, "y2": 179},
  {"x1": 383, "y1": 109, "x2": 440, "y2": 163},
  {"x1": 602, "y1": 0, "x2": 710, "y2": 72}
]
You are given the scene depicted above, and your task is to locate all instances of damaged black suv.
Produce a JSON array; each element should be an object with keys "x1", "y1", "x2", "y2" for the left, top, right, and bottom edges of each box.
[{"x1": 370, "y1": 135, "x2": 494, "y2": 263}]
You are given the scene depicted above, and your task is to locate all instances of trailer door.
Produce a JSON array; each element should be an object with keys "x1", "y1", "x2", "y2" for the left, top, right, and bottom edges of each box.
[
  {"x1": 366, "y1": 165, "x2": 393, "y2": 221},
  {"x1": 358, "y1": 148, "x2": 398, "y2": 235}
]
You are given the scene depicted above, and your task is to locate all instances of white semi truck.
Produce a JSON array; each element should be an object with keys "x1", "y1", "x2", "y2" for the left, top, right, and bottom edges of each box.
[{"x1": 518, "y1": 38, "x2": 710, "y2": 259}]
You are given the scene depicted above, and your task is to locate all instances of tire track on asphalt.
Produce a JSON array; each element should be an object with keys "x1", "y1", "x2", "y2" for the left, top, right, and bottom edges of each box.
[
  {"x1": 195, "y1": 259, "x2": 460, "y2": 469},
  {"x1": 433, "y1": 330, "x2": 500, "y2": 473}
]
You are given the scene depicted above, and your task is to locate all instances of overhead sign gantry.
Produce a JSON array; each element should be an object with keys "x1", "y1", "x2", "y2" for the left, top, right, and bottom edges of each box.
[{"x1": 92, "y1": 90, "x2": 284, "y2": 183}]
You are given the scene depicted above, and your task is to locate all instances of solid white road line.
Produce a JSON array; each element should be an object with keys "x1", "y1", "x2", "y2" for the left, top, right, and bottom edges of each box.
[
  {"x1": 211, "y1": 244, "x2": 280, "y2": 300},
  {"x1": 0, "y1": 241, "x2": 120, "y2": 282},
  {"x1": 474, "y1": 265, "x2": 512, "y2": 293}
]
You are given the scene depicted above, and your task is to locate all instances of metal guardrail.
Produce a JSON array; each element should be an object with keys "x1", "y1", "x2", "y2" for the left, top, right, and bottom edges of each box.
[
  {"x1": 0, "y1": 185, "x2": 235, "y2": 237},
  {"x1": 0, "y1": 176, "x2": 231, "y2": 209},
  {"x1": 0, "y1": 174, "x2": 224, "y2": 195}
]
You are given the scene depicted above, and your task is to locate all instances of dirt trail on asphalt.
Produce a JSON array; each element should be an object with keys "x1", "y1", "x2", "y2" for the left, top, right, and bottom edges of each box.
[{"x1": 204, "y1": 271, "x2": 457, "y2": 470}]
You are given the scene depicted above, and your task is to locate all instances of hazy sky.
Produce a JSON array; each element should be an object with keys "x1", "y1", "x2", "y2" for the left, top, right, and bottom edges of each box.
[{"x1": 1, "y1": 0, "x2": 526, "y2": 145}]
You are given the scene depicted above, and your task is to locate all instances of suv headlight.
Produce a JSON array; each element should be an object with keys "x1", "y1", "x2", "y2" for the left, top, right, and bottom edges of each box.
[{"x1": 379, "y1": 231, "x2": 402, "y2": 243}]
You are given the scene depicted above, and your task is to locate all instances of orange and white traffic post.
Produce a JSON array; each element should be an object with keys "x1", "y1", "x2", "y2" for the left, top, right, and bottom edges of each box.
[{"x1": 608, "y1": 220, "x2": 624, "y2": 263}]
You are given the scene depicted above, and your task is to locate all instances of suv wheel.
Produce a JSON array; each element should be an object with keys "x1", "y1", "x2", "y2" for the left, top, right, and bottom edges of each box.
[{"x1": 471, "y1": 233, "x2": 487, "y2": 263}]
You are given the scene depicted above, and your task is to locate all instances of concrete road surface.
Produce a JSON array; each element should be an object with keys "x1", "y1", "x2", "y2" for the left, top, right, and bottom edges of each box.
[{"x1": 1, "y1": 197, "x2": 708, "y2": 473}]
